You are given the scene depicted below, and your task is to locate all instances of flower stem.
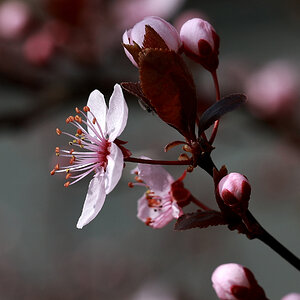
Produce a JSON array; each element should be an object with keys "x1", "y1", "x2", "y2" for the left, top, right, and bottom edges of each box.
[
  {"x1": 245, "y1": 210, "x2": 300, "y2": 271},
  {"x1": 209, "y1": 70, "x2": 221, "y2": 145},
  {"x1": 125, "y1": 157, "x2": 192, "y2": 166}
]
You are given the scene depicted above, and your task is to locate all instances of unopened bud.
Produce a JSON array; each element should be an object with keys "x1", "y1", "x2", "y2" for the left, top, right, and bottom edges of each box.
[
  {"x1": 212, "y1": 263, "x2": 267, "y2": 300},
  {"x1": 217, "y1": 172, "x2": 251, "y2": 214},
  {"x1": 180, "y1": 18, "x2": 219, "y2": 72},
  {"x1": 123, "y1": 16, "x2": 182, "y2": 67}
]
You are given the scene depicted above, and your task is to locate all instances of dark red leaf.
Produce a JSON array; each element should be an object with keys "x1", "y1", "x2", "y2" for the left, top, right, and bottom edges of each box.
[
  {"x1": 174, "y1": 210, "x2": 227, "y2": 231},
  {"x1": 198, "y1": 93, "x2": 247, "y2": 135},
  {"x1": 139, "y1": 48, "x2": 197, "y2": 140},
  {"x1": 122, "y1": 42, "x2": 142, "y2": 66}
]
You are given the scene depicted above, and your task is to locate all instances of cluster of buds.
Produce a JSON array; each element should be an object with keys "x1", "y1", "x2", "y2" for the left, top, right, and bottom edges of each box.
[{"x1": 123, "y1": 15, "x2": 219, "y2": 72}]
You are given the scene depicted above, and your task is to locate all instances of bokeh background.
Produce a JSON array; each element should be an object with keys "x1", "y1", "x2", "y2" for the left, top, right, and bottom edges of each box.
[{"x1": 0, "y1": 0, "x2": 299, "y2": 299}]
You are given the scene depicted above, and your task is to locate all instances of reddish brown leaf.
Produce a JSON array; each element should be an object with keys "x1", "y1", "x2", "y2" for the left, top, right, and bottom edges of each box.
[
  {"x1": 139, "y1": 48, "x2": 197, "y2": 140},
  {"x1": 122, "y1": 42, "x2": 142, "y2": 66},
  {"x1": 174, "y1": 210, "x2": 227, "y2": 231}
]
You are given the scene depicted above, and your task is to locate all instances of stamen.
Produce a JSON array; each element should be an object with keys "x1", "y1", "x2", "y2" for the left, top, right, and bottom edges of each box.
[
  {"x1": 75, "y1": 115, "x2": 82, "y2": 124},
  {"x1": 128, "y1": 182, "x2": 134, "y2": 188},
  {"x1": 83, "y1": 106, "x2": 90, "y2": 112},
  {"x1": 55, "y1": 147, "x2": 60, "y2": 156},
  {"x1": 50, "y1": 169, "x2": 55, "y2": 175},
  {"x1": 75, "y1": 107, "x2": 80, "y2": 113},
  {"x1": 64, "y1": 182, "x2": 70, "y2": 187},
  {"x1": 65, "y1": 173, "x2": 71, "y2": 179},
  {"x1": 55, "y1": 163, "x2": 60, "y2": 170},
  {"x1": 183, "y1": 144, "x2": 192, "y2": 152},
  {"x1": 145, "y1": 217, "x2": 152, "y2": 226},
  {"x1": 77, "y1": 129, "x2": 83, "y2": 135},
  {"x1": 93, "y1": 117, "x2": 96, "y2": 124},
  {"x1": 56, "y1": 128, "x2": 62, "y2": 135}
]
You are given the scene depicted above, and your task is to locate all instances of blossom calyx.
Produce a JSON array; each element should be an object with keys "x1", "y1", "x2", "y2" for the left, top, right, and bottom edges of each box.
[
  {"x1": 212, "y1": 263, "x2": 267, "y2": 300},
  {"x1": 123, "y1": 16, "x2": 182, "y2": 67},
  {"x1": 217, "y1": 172, "x2": 251, "y2": 215},
  {"x1": 180, "y1": 18, "x2": 219, "y2": 72}
]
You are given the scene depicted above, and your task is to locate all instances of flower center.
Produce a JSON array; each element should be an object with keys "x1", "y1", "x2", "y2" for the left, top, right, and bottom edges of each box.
[{"x1": 50, "y1": 105, "x2": 111, "y2": 187}]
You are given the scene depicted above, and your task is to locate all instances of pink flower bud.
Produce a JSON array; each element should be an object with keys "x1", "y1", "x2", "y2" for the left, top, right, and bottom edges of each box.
[
  {"x1": 217, "y1": 173, "x2": 251, "y2": 214},
  {"x1": 123, "y1": 16, "x2": 182, "y2": 67},
  {"x1": 212, "y1": 263, "x2": 267, "y2": 300},
  {"x1": 282, "y1": 293, "x2": 300, "y2": 300},
  {"x1": 180, "y1": 18, "x2": 219, "y2": 72}
]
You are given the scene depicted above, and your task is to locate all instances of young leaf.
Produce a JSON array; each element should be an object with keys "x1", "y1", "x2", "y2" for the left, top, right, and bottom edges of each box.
[
  {"x1": 174, "y1": 210, "x2": 227, "y2": 231},
  {"x1": 198, "y1": 93, "x2": 247, "y2": 135},
  {"x1": 139, "y1": 48, "x2": 197, "y2": 140}
]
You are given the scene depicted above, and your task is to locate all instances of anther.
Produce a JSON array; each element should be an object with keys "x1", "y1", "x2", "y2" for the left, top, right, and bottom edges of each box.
[
  {"x1": 128, "y1": 182, "x2": 134, "y2": 188},
  {"x1": 69, "y1": 142, "x2": 73, "y2": 145},
  {"x1": 75, "y1": 107, "x2": 80, "y2": 113},
  {"x1": 75, "y1": 115, "x2": 82, "y2": 123},
  {"x1": 55, "y1": 163, "x2": 60, "y2": 170},
  {"x1": 66, "y1": 169, "x2": 70, "y2": 173},
  {"x1": 70, "y1": 156, "x2": 75, "y2": 164},
  {"x1": 64, "y1": 181, "x2": 70, "y2": 187},
  {"x1": 56, "y1": 128, "x2": 62, "y2": 135},
  {"x1": 55, "y1": 147, "x2": 60, "y2": 156},
  {"x1": 77, "y1": 129, "x2": 83, "y2": 135},
  {"x1": 145, "y1": 217, "x2": 152, "y2": 226},
  {"x1": 93, "y1": 117, "x2": 96, "y2": 124},
  {"x1": 66, "y1": 173, "x2": 71, "y2": 180},
  {"x1": 83, "y1": 106, "x2": 90, "y2": 112},
  {"x1": 50, "y1": 169, "x2": 55, "y2": 175},
  {"x1": 135, "y1": 176, "x2": 143, "y2": 183},
  {"x1": 69, "y1": 149, "x2": 74, "y2": 154}
]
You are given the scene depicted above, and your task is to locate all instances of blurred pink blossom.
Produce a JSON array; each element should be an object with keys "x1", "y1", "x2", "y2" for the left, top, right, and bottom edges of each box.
[
  {"x1": 245, "y1": 61, "x2": 299, "y2": 119},
  {"x1": 113, "y1": 0, "x2": 185, "y2": 30},
  {"x1": 0, "y1": 0, "x2": 31, "y2": 39},
  {"x1": 211, "y1": 263, "x2": 267, "y2": 300},
  {"x1": 133, "y1": 161, "x2": 183, "y2": 228},
  {"x1": 282, "y1": 293, "x2": 300, "y2": 300},
  {"x1": 23, "y1": 30, "x2": 55, "y2": 65}
]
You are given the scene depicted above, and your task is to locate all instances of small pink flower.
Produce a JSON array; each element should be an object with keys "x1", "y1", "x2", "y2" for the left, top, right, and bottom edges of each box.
[
  {"x1": 132, "y1": 161, "x2": 183, "y2": 228},
  {"x1": 282, "y1": 293, "x2": 300, "y2": 300},
  {"x1": 218, "y1": 172, "x2": 251, "y2": 214},
  {"x1": 211, "y1": 263, "x2": 267, "y2": 300},
  {"x1": 123, "y1": 16, "x2": 182, "y2": 67},
  {"x1": 180, "y1": 18, "x2": 219, "y2": 71},
  {"x1": 51, "y1": 84, "x2": 128, "y2": 229},
  {"x1": 245, "y1": 61, "x2": 299, "y2": 119}
]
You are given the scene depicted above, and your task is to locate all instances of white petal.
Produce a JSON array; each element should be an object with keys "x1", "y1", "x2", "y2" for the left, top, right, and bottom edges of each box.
[
  {"x1": 106, "y1": 84, "x2": 128, "y2": 141},
  {"x1": 87, "y1": 90, "x2": 107, "y2": 138},
  {"x1": 76, "y1": 173, "x2": 106, "y2": 229},
  {"x1": 137, "y1": 163, "x2": 174, "y2": 193},
  {"x1": 171, "y1": 202, "x2": 182, "y2": 218},
  {"x1": 104, "y1": 142, "x2": 124, "y2": 194}
]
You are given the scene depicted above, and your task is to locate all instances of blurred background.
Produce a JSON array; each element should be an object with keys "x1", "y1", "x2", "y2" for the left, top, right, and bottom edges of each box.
[{"x1": 0, "y1": 0, "x2": 299, "y2": 299}]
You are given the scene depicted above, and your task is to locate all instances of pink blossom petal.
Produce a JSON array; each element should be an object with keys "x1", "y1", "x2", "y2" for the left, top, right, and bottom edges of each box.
[
  {"x1": 137, "y1": 163, "x2": 174, "y2": 193},
  {"x1": 106, "y1": 84, "x2": 128, "y2": 141},
  {"x1": 76, "y1": 172, "x2": 106, "y2": 229},
  {"x1": 87, "y1": 89, "x2": 107, "y2": 138},
  {"x1": 137, "y1": 196, "x2": 174, "y2": 229},
  {"x1": 104, "y1": 142, "x2": 124, "y2": 194},
  {"x1": 171, "y1": 202, "x2": 182, "y2": 218}
]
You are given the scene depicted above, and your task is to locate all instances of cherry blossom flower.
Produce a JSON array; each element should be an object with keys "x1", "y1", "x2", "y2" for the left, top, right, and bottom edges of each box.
[
  {"x1": 51, "y1": 84, "x2": 128, "y2": 229},
  {"x1": 282, "y1": 293, "x2": 300, "y2": 300},
  {"x1": 131, "y1": 161, "x2": 184, "y2": 228}
]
